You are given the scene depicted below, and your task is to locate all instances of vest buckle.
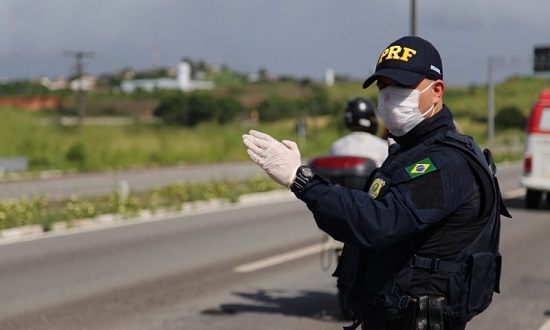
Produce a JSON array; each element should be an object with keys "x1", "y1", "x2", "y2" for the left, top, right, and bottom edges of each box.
[
  {"x1": 430, "y1": 258, "x2": 441, "y2": 272},
  {"x1": 409, "y1": 255, "x2": 442, "y2": 273}
]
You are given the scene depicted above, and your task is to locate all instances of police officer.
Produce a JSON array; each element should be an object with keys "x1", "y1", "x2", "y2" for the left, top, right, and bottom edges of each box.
[
  {"x1": 330, "y1": 97, "x2": 389, "y2": 167},
  {"x1": 242, "y1": 36, "x2": 508, "y2": 329}
]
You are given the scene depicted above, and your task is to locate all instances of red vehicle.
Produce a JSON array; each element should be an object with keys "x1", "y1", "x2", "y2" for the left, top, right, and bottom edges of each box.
[{"x1": 520, "y1": 89, "x2": 550, "y2": 209}]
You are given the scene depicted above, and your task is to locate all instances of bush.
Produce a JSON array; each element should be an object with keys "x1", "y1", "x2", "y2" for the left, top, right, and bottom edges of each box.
[
  {"x1": 0, "y1": 80, "x2": 50, "y2": 95},
  {"x1": 214, "y1": 95, "x2": 242, "y2": 124},
  {"x1": 257, "y1": 95, "x2": 301, "y2": 121},
  {"x1": 65, "y1": 142, "x2": 87, "y2": 165},
  {"x1": 153, "y1": 94, "x2": 188, "y2": 125},
  {"x1": 496, "y1": 106, "x2": 527, "y2": 129},
  {"x1": 153, "y1": 92, "x2": 243, "y2": 126}
]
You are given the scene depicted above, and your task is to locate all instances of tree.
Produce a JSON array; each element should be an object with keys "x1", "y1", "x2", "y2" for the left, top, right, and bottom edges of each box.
[
  {"x1": 496, "y1": 106, "x2": 526, "y2": 129},
  {"x1": 257, "y1": 95, "x2": 300, "y2": 121},
  {"x1": 153, "y1": 92, "x2": 243, "y2": 126}
]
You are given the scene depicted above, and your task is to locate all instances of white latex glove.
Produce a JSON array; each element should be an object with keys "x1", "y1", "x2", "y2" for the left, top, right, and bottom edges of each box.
[{"x1": 242, "y1": 130, "x2": 302, "y2": 188}]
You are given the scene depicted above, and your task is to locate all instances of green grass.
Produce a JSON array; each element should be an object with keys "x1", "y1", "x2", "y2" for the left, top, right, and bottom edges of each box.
[
  {"x1": 0, "y1": 112, "x2": 243, "y2": 171},
  {"x1": 2, "y1": 75, "x2": 550, "y2": 175},
  {"x1": 0, "y1": 109, "x2": 343, "y2": 173}
]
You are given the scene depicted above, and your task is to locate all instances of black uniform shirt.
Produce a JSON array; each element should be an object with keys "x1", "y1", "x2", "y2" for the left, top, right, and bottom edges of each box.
[{"x1": 295, "y1": 106, "x2": 484, "y2": 299}]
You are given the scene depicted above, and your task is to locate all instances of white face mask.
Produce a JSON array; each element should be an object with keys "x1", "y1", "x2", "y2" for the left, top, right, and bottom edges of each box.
[{"x1": 377, "y1": 82, "x2": 435, "y2": 137}]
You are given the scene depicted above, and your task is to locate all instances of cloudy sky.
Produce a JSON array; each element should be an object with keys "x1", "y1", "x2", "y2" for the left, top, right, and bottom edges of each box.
[{"x1": 1, "y1": 0, "x2": 549, "y2": 86}]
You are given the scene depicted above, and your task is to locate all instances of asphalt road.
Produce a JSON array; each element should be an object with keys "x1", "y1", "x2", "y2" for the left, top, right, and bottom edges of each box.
[
  {"x1": 0, "y1": 162, "x2": 549, "y2": 330},
  {"x1": 0, "y1": 162, "x2": 265, "y2": 200}
]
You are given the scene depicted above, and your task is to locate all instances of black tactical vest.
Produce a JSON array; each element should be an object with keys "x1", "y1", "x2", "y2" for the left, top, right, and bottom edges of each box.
[
  {"x1": 337, "y1": 131, "x2": 511, "y2": 323},
  {"x1": 434, "y1": 131, "x2": 511, "y2": 321}
]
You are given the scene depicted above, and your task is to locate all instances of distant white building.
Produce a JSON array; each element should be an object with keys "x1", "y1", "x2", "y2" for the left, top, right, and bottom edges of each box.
[
  {"x1": 121, "y1": 62, "x2": 214, "y2": 93},
  {"x1": 40, "y1": 77, "x2": 68, "y2": 90},
  {"x1": 69, "y1": 75, "x2": 96, "y2": 91},
  {"x1": 325, "y1": 68, "x2": 334, "y2": 86}
]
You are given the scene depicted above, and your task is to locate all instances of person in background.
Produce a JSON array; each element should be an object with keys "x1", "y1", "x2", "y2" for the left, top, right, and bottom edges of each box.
[{"x1": 329, "y1": 97, "x2": 389, "y2": 167}]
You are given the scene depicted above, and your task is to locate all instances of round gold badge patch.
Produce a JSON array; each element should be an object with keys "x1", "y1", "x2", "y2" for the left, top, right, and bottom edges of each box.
[{"x1": 368, "y1": 178, "x2": 386, "y2": 199}]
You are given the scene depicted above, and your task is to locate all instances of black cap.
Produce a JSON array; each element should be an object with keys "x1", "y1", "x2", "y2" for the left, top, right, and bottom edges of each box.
[{"x1": 362, "y1": 36, "x2": 443, "y2": 89}]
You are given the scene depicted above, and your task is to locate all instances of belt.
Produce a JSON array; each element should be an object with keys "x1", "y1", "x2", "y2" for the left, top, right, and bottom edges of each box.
[{"x1": 357, "y1": 295, "x2": 445, "y2": 330}]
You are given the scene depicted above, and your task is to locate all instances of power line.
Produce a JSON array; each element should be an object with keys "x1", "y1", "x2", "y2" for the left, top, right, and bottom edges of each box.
[{"x1": 64, "y1": 50, "x2": 94, "y2": 125}]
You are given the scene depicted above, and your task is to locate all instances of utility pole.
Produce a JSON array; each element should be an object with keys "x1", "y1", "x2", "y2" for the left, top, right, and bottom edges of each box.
[
  {"x1": 410, "y1": 0, "x2": 417, "y2": 36},
  {"x1": 64, "y1": 50, "x2": 94, "y2": 125},
  {"x1": 487, "y1": 56, "x2": 496, "y2": 144}
]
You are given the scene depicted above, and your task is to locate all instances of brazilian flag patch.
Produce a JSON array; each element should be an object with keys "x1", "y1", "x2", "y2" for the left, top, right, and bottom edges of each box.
[{"x1": 406, "y1": 157, "x2": 436, "y2": 178}]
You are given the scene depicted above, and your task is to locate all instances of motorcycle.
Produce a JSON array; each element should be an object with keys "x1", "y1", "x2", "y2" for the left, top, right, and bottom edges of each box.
[{"x1": 308, "y1": 155, "x2": 378, "y2": 319}]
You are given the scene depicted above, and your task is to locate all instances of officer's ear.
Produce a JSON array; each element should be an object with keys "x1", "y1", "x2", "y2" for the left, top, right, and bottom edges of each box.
[{"x1": 432, "y1": 80, "x2": 445, "y2": 104}]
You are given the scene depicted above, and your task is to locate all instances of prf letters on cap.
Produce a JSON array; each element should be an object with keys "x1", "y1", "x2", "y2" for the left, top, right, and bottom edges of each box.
[{"x1": 378, "y1": 46, "x2": 417, "y2": 64}]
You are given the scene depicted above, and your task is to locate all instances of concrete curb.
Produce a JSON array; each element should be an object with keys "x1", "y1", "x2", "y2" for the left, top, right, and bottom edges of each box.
[{"x1": 0, "y1": 189, "x2": 295, "y2": 244}]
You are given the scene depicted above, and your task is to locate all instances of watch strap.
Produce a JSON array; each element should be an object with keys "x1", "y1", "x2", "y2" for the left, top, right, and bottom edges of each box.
[{"x1": 291, "y1": 166, "x2": 314, "y2": 193}]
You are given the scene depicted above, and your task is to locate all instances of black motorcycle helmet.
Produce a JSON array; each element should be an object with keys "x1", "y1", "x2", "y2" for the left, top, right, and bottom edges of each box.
[{"x1": 344, "y1": 97, "x2": 378, "y2": 134}]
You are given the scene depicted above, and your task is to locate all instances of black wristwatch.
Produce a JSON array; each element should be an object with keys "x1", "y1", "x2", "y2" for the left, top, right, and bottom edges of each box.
[{"x1": 291, "y1": 166, "x2": 316, "y2": 193}]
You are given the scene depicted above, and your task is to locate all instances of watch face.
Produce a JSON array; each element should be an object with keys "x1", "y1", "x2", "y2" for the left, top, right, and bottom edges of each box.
[{"x1": 301, "y1": 166, "x2": 315, "y2": 178}]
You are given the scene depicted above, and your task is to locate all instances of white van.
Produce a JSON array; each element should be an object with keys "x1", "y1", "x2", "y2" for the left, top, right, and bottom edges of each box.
[{"x1": 520, "y1": 89, "x2": 550, "y2": 209}]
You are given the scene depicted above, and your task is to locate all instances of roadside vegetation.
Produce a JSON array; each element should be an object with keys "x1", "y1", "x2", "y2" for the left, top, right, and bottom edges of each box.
[
  {"x1": 0, "y1": 65, "x2": 549, "y2": 231},
  {"x1": 0, "y1": 176, "x2": 282, "y2": 232},
  {"x1": 2, "y1": 76, "x2": 548, "y2": 172}
]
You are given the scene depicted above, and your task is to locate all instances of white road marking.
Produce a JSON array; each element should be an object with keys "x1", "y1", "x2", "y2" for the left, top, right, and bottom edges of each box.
[
  {"x1": 501, "y1": 187, "x2": 525, "y2": 199},
  {"x1": 233, "y1": 242, "x2": 338, "y2": 273},
  {"x1": 538, "y1": 319, "x2": 550, "y2": 330}
]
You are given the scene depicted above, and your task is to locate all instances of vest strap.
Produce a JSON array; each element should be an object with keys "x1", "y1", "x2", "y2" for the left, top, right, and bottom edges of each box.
[
  {"x1": 342, "y1": 319, "x2": 362, "y2": 330},
  {"x1": 410, "y1": 255, "x2": 463, "y2": 273}
]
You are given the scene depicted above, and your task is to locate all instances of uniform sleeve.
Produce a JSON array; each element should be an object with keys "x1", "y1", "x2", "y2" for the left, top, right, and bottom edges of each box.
[{"x1": 296, "y1": 149, "x2": 476, "y2": 249}]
